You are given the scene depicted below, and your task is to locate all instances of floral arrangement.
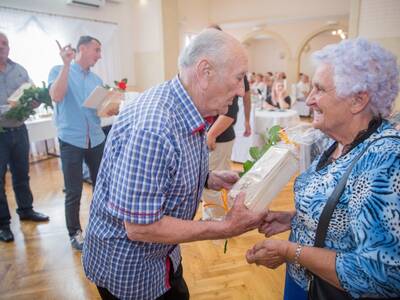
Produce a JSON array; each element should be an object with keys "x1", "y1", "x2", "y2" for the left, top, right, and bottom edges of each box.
[
  {"x1": 0, "y1": 82, "x2": 53, "y2": 131},
  {"x1": 104, "y1": 78, "x2": 128, "y2": 92}
]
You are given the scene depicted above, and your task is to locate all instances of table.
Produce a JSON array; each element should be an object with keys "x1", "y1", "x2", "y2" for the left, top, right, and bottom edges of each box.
[
  {"x1": 25, "y1": 116, "x2": 58, "y2": 161},
  {"x1": 254, "y1": 109, "x2": 300, "y2": 134},
  {"x1": 25, "y1": 116, "x2": 57, "y2": 143}
]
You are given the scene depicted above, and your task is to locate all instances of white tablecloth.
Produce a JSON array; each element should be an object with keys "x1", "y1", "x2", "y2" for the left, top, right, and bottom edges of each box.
[
  {"x1": 25, "y1": 116, "x2": 57, "y2": 144},
  {"x1": 25, "y1": 116, "x2": 58, "y2": 157},
  {"x1": 254, "y1": 109, "x2": 300, "y2": 134}
]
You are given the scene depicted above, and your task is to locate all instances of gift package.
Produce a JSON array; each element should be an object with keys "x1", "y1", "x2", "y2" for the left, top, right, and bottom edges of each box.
[{"x1": 229, "y1": 146, "x2": 298, "y2": 212}]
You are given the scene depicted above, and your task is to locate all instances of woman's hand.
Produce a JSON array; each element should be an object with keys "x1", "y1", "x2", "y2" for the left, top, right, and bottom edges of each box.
[
  {"x1": 258, "y1": 210, "x2": 295, "y2": 237},
  {"x1": 246, "y1": 239, "x2": 290, "y2": 269}
]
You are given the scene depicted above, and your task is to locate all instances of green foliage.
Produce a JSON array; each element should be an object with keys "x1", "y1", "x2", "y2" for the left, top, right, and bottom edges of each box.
[
  {"x1": 0, "y1": 83, "x2": 53, "y2": 132},
  {"x1": 239, "y1": 125, "x2": 282, "y2": 177}
]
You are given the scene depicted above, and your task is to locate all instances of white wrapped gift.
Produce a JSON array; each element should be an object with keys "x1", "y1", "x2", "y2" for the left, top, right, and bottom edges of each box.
[{"x1": 229, "y1": 146, "x2": 298, "y2": 212}]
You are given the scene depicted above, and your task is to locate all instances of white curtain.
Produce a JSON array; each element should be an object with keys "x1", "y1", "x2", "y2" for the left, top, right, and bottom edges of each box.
[
  {"x1": 0, "y1": 6, "x2": 121, "y2": 86},
  {"x1": 0, "y1": 6, "x2": 121, "y2": 157}
]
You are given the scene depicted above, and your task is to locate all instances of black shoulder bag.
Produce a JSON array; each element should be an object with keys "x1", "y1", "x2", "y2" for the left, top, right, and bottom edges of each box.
[{"x1": 308, "y1": 136, "x2": 400, "y2": 300}]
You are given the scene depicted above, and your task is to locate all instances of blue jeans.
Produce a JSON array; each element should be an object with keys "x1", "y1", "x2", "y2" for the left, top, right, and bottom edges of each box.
[
  {"x1": 59, "y1": 139, "x2": 104, "y2": 236},
  {"x1": 0, "y1": 125, "x2": 34, "y2": 228}
]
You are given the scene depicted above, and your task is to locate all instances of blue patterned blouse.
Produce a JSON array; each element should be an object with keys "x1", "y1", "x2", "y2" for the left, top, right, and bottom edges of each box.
[{"x1": 288, "y1": 120, "x2": 400, "y2": 298}]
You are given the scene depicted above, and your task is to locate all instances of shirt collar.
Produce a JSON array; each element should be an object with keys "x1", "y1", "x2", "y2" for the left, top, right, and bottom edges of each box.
[
  {"x1": 72, "y1": 61, "x2": 90, "y2": 75},
  {"x1": 170, "y1": 75, "x2": 212, "y2": 135},
  {"x1": 1, "y1": 58, "x2": 15, "y2": 74}
]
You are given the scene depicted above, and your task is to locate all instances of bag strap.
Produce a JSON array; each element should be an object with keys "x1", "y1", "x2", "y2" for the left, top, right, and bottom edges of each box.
[{"x1": 314, "y1": 135, "x2": 400, "y2": 248}]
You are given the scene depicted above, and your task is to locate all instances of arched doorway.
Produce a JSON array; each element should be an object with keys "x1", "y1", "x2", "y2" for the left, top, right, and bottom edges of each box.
[
  {"x1": 241, "y1": 29, "x2": 291, "y2": 76},
  {"x1": 296, "y1": 26, "x2": 347, "y2": 80}
]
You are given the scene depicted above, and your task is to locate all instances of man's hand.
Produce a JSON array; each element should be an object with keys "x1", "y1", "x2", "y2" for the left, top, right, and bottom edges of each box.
[
  {"x1": 207, "y1": 170, "x2": 239, "y2": 191},
  {"x1": 258, "y1": 210, "x2": 295, "y2": 237},
  {"x1": 223, "y1": 192, "x2": 268, "y2": 238},
  {"x1": 56, "y1": 41, "x2": 75, "y2": 66},
  {"x1": 246, "y1": 239, "x2": 290, "y2": 269},
  {"x1": 243, "y1": 120, "x2": 251, "y2": 137}
]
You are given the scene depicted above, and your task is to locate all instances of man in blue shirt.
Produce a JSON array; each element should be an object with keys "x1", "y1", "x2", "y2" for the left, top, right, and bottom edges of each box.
[
  {"x1": 48, "y1": 36, "x2": 110, "y2": 250},
  {"x1": 0, "y1": 32, "x2": 49, "y2": 243},
  {"x1": 82, "y1": 29, "x2": 268, "y2": 300}
]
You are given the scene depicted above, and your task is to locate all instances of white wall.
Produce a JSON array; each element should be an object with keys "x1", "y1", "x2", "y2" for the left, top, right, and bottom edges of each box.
[
  {"x1": 350, "y1": 0, "x2": 400, "y2": 110},
  {"x1": 208, "y1": 0, "x2": 350, "y2": 23},
  {"x1": 246, "y1": 38, "x2": 286, "y2": 74},
  {"x1": 176, "y1": 0, "x2": 351, "y2": 86},
  {"x1": 300, "y1": 33, "x2": 342, "y2": 79}
]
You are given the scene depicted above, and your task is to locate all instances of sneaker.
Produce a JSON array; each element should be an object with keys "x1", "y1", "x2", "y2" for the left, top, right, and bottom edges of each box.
[{"x1": 70, "y1": 230, "x2": 84, "y2": 251}]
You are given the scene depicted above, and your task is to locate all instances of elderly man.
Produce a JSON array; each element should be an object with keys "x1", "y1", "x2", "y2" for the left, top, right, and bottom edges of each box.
[
  {"x1": 82, "y1": 29, "x2": 267, "y2": 300},
  {"x1": 0, "y1": 32, "x2": 49, "y2": 243},
  {"x1": 49, "y1": 36, "x2": 111, "y2": 250}
]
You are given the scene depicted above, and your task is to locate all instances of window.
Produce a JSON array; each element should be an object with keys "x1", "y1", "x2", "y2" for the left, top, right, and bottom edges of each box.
[{"x1": 0, "y1": 7, "x2": 121, "y2": 86}]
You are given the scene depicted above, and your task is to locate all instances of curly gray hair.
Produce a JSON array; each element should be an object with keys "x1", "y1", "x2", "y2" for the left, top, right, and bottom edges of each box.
[{"x1": 312, "y1": 38, "x2": 399, "y2": 118}]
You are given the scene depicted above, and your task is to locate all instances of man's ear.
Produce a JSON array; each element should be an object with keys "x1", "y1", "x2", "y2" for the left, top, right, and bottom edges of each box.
[
  {"x1": 196, "y1": 59, "x2": 213, "y2": 90},
  {"x1": 350, "y1": 91, "x2": 370, "y2": 114}
]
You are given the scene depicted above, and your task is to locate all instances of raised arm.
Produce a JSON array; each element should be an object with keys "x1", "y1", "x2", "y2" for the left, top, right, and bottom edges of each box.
[{"x1": 49, "y1": 43, "x2": 75, "y2": 102}]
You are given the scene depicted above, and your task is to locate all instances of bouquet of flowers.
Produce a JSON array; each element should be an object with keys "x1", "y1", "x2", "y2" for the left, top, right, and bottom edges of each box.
[
  {"x1": 98, "y1": 78, "x2": 127, "y2": 117},
  {"x1": 104, "y1": 78, "x2": 128, "y2": 92},
  {"x1": 0, "y1": 82, "x2": 53, "y2": 131}
]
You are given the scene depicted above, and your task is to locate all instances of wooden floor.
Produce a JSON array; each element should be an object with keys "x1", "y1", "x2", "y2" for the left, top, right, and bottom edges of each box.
[{"x1": 0, "y1": 157, "x2": 295, "y2": 300}]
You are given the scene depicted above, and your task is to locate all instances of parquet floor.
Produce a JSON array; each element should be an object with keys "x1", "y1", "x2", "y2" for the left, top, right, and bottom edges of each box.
[{"x1": 0, "y1": 157, "x2": 295, "y2": 300}]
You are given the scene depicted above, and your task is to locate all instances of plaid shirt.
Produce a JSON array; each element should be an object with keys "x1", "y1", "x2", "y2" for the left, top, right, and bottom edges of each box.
[{"x1": 82, "y1": 76, "x2": 209, "y2": 300}]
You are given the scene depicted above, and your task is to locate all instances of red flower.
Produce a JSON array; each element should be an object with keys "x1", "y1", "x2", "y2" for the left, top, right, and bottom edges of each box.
[{"x1": 117, "y1": 81, "x2": 127, "y2": 91}]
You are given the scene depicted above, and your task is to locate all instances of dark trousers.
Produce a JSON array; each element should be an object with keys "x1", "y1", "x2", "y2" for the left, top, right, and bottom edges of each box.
[
  {"x1": 0, "y1": 125, "x2": 34, "y2": 228},
  {"x1": 97, "y1": 261, "x2": 190, "y2": 300},
  {"x1": 59, "y1": 139, "x2": 104, "y2": 236}
]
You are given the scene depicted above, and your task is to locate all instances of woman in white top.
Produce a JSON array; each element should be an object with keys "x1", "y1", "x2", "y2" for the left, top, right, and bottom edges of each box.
[{"x1": 263, "y1": 80, "x2": 291, "y2": 110}]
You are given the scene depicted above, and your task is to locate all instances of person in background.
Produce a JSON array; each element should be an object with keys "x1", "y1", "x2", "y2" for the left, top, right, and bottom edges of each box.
[
  {"x1": 82, "y1": 28, "x2": 268, "y2": 300},
  {"x1": 247, "y1": 38, "x2": 400, "y2": 299},
  {"x1": 296, "y1": 73, "x2": 311, "y2": 102},
  {"x1": 263, "y1": 80, "x2": 291, "y2": 109},
  {"x1": 261, "y1": 72, "x2": 273, "y2": 102},
  {"x1": 48, "y1": 36, "x2": 116, "y2": 251},
  {"x1": 0, "y1": 32, "x2": 49, "y2": 243},
  {"x1": 251, "y1": 73, "x2": 266, "y2": 97}
]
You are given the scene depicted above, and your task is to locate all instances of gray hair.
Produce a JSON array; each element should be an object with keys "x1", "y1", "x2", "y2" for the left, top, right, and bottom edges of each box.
[
  {"x1": 312, "y1": 38, "x2": 399, "y2": 118},
  {"x1": 178, "y1": 29, "x2": 236, "y2": 73}
]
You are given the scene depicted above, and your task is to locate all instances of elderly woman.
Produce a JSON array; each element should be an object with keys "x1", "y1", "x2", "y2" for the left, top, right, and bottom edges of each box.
[{"x1": 246, "y1": 38, "x2": 400, "y2": 299}]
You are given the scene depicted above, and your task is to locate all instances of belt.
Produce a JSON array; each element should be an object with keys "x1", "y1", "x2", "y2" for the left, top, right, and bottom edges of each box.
[{"x1": 0, "y1": 124, "x2": 25, "y2": 132}]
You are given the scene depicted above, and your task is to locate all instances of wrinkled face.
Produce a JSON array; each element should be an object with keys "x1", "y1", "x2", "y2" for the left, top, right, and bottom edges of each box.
[
  {"x1": 306, "y1": 64, "x2": 352, "y2": 137},
  {"x1": 205, "y1": 47, "x2": 247, "y2": 115},
  {"x1": 0, "y1": 34, "x2": 10, "y2": 64},
  {"x1": 80, "y1": 40, "x2": 102, "y2": 67}
]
